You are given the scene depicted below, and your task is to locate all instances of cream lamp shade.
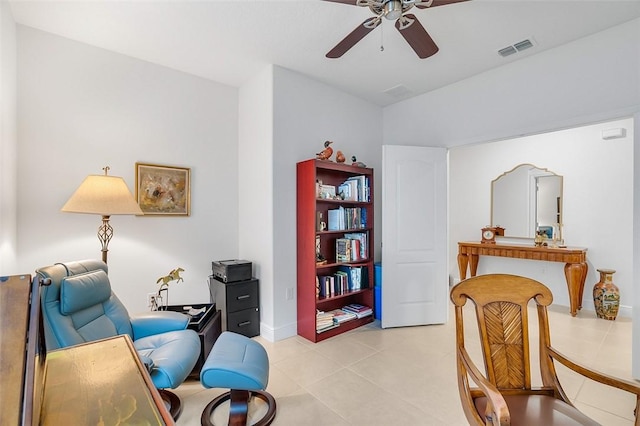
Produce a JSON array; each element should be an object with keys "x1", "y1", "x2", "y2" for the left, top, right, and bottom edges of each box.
[
  {"x1": 61, "y1": 174, "x2": 143, "y2": 216},
  {"x1": 62, "y1": 167, "x2": 143, "y2": 263}
]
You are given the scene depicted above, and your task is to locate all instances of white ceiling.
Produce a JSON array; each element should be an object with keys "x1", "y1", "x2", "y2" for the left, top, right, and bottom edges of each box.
[{"x1": 8, "y1": 0, "x2": 640, "y2": 106}]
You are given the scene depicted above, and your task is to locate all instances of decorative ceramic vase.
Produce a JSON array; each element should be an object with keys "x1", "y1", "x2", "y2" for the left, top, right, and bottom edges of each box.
[{"x1": 593, "y1": 269, "x2": 620, "y2": 320}]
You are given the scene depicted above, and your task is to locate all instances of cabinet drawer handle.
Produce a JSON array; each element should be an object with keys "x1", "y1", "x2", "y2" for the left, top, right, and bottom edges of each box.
[
  {"x1": 238, "y1": 321, "x2": 251, "y2": 327},
  {"x1": 237, "y1": 294, "x2": 250, "y2": 300}
]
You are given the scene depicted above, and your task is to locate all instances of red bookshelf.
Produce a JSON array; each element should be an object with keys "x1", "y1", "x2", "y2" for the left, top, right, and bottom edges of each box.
[{"x1": 296, "y1": 159, "x2": 375, "y2": 342}]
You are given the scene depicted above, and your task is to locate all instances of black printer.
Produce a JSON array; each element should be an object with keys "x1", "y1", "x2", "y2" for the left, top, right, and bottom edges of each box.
[{"x1": 211, "y1": 259, "x2": 252, "y2": 283}]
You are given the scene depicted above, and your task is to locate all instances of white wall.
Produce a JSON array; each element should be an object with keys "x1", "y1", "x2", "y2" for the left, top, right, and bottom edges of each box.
[
  {"x1": 0, "y1": 2, "x2": 18, "y2": 274},
  {"x1": 236, "y1": 65, "x2": 384, "y2": 342},
  {"x1": 238, "y1": 65, "x2": 275, "y2": 339},
  {"x1": 271, "y1": 66, "x2": 383, "y2": 341},
  {"x1": 450, "y1": 119, "x2": 634, "y2": 313},
  {"x1": 16, "y1": 26, "x2": 239, "y2": 312},
  {"x1": 633, "y1": 111, "x2": 640, "y2": 378}
]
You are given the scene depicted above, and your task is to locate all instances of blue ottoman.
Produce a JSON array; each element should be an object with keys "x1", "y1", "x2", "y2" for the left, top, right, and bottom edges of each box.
[{"x1": 200, "y1": 331, "x2": 276, "y2": 426}]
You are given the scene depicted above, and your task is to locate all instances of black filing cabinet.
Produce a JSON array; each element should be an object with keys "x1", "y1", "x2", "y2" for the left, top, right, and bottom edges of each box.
[{"x1": 210, "y1": 277, "x2": 260, "y2": 338}]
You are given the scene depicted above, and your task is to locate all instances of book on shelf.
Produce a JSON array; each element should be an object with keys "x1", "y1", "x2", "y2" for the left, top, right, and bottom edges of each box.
[
  {"x1": 343, "y1": 232, "x2": 368, "y2": 259},
  {"x1": 337, "y1": 180, "x2": 355, "y2": 201},
  {"x1": 326, "y1": 308, "x2": 357, "y2": 323},
  {"x1": 343, "y1": 303, "x2": 373, "y2": 319},
  {"x1": 317, "y1": 275, "x2": 335, "y2": 298},
  {"x1": 317, "y1": 322, "x2": 339, "y2": 333},
  {"x1": 336, "y1": 265, "x2": 369, "y2": 291},
  {"x1": 335, "y1": 238, "x2": 352, "y2": 262},
  {"x1": 318, "y1": 270, "x2": 356, "y2": 298},
  {"x1": 316, "y1": 309, "x2": 335, "y2": 324},
  {"x1": 327, "y1": 207, "x2": 367, "y2": 231},
  {"x1": 316, "y1": 310, "x2": 339, "y2": 333},
  {"x1": 344, "y1": 175, "x2": 370, "y2": 202},
  {"x1": 334, "y1": 271, "x2": 349, "y2": 294},
  {"x1": 327, "y1": 206, "x2": 345, "y2": 231}
]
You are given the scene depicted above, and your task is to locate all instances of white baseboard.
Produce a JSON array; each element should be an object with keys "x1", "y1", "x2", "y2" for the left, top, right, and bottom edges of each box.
[{"x1": 259, "y1": 321, "x2": 297, "y2": 343}]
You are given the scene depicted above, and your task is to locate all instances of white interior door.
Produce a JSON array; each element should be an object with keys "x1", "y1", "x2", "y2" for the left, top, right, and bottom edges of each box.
[{"x1": 381, "y1": 145, "x2": 447, "y2": 328}]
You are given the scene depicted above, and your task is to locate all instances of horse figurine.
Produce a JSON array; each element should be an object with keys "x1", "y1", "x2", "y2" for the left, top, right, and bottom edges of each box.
[
  {"x1": 156, "y1": 267, "x2": 185, "y2": 286},
  {"x1": 153, "y1": 267, "x2": 185, "y2": 310}
]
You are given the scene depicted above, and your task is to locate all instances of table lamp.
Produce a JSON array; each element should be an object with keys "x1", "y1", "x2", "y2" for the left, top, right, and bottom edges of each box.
[{"x1": 61, "y1": 166, "x2": 143, "y2": 263}]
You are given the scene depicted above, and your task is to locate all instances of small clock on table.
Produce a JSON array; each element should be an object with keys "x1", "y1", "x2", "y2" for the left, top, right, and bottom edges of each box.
[{"x1": 481, "y1": 227, "x2": 497, "y2": 244}]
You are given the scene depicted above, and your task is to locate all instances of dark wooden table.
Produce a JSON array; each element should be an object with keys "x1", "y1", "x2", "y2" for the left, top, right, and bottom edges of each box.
[{"x1": 166, "y1": 304, "x2": 222, "y2": 379}]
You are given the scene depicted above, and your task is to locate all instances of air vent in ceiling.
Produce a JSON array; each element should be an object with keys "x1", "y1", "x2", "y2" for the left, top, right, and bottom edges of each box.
[
  {"x1": 514, "y1": 39, "x2": 533, "y2": 51},
  {"x1": 498, "y1": 46, "x2": 517, "y2": 57},
  {"x1": 383, "y1": 84, "x2": 413, "y2": 99},
  {"x1": 498, "y1": 38, "x2": 535, "y2": 57}
]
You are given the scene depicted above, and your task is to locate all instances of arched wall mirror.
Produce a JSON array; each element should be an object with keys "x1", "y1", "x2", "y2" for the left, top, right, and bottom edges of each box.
[{"x1": 491, "y1": 164, "x2": 563, "y2": 240}]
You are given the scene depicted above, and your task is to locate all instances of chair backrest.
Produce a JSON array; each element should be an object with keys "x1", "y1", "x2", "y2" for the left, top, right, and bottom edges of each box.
[
  {"x1": 36, "y1": 259, "x2": 133, "y2": 350},
  {"x1": 450, "y1": 274, "x2": 555, "y2": 392}
]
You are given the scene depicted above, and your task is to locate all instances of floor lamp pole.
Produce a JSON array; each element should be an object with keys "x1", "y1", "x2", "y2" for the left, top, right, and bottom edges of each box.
[{"x1": 98, "y1": 215, "x2": 113, "y2": 264}]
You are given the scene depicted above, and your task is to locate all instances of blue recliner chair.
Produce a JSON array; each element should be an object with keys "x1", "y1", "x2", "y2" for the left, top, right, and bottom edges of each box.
[{"x1": 36, "y1": 259, "x2": 201, "y2": 420}]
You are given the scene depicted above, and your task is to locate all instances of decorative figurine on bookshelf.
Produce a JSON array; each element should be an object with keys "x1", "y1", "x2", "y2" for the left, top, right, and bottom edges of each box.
[
  {"x1": 316, "y1": 140, "x2": 334, "y2": 161},
  {"x1": 316, "y1": 235, "x2": 327, "y2": 265},
  {"x1": 351, "y1": 156, "x2": 366, "y2": 167},
  {"x1": 336, "y1": 150, "x2": 346, "y2": 163}
]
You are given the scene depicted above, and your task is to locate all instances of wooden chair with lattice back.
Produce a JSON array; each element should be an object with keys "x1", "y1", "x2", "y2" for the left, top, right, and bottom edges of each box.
[{"x1": 450, "y1": 274, "x2": 640, "y2": 425}]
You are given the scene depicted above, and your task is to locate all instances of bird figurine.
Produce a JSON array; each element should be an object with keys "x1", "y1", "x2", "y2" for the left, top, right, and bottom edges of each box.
[
  {"x1": 351, "y1": 156, "x2": 366, "y2": 167},
  {"x1": 336, "y1": 150, "x2": 346, "y2": 163},
  {"x1": 316, "y1": 141, "x2": 334, "y2": 161}
]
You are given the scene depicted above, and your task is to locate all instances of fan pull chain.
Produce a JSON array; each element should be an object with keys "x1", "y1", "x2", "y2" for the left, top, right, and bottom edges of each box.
[{"x1": 380, "y1": 21, "x2": 384, "y2": 52}]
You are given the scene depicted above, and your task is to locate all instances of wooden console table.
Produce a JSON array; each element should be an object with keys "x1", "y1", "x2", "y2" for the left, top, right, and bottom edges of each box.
[{"x1": 457, "y1": 242, "x2": 588, "y2": 316}]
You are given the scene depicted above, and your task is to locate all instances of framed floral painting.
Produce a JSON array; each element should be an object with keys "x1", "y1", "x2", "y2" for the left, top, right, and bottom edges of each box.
[{"x1": 135, "y1": 163, "x2": 190, "y2": 216}]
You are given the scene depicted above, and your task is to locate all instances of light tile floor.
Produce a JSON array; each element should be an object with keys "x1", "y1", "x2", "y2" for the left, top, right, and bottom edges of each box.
[{"x1": 175, "y1": 304, "x2": 636, "y2": 425}]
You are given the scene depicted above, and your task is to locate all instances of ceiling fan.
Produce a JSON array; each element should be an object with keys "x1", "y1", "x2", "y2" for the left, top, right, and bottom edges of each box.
[{"x1": 324, "y1": 0, "x2": 470, "y2": 59}]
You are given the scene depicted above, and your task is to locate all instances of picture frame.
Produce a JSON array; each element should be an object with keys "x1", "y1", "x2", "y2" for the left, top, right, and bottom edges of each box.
[{"x1": 135, "y1": 163, "x2": 191, "y2": 216}]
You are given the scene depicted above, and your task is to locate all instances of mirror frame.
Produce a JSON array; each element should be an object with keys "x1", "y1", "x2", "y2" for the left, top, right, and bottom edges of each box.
[{"x1": 490, "y1": 163, "x2": 563, "y2": 240}]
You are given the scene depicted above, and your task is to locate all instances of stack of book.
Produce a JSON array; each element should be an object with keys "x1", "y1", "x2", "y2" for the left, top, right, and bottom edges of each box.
[
  {"x1": 343, "y1": 303, "x2": 373, "y2": 319},
  {"x1": 327, "y1": 308, "x2": 357, "y2": 324},
  {"x1": 316, "y1": 310, "x2": 338, "y2": 333}
]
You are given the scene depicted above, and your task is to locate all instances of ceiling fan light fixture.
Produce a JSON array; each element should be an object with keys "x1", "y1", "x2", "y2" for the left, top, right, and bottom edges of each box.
[
  {"x1": 384, "y1": 0, "x2": 403, "y2": 20},
  {"x1": 325, "y1": 0, "x2": 469, "y2": 59}
]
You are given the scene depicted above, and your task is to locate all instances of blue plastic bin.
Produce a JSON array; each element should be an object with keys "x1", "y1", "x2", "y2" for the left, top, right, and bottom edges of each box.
[
  {"x1": 374, "y1": 262, "x2": 382, "y2": 320},
  {"x1": 374, "y1": 286, "x2": 381, "y2": 320}
]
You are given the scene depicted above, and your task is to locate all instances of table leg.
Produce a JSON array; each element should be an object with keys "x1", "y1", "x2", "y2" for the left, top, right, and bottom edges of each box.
[
  {"x1": 457, "y1": 253, "x2": 468, "y2": 280},
  {"x1": 469, "y1": 254, "x2": 479, "y2": 277},
  {"x1": 564, "y1": 262, "x2": 588, "y2": 316}
]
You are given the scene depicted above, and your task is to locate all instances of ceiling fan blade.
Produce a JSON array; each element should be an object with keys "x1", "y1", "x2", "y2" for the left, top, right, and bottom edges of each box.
[
  {"x1": 395, "y1": 14, "x2": 438, "y2": 58},
  {"x1": 326, "y1": 17, "x2": 380, "y2": 58},
  {"x1": 416, "y1": 0, "x2": 470, "y2": 9}
]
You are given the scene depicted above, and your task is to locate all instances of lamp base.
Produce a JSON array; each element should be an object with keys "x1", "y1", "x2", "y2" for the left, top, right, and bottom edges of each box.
[{"x1": 98, "y1": 215, "x2": 113, "y2": 264}]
